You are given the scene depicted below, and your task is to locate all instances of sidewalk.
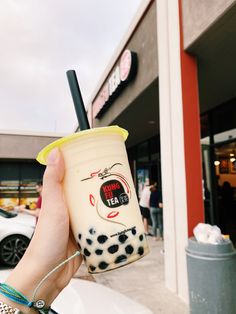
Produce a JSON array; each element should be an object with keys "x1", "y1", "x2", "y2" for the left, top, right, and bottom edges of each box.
[{"x1": 78, "y1": 237, "x2": 189, "y2": 314}]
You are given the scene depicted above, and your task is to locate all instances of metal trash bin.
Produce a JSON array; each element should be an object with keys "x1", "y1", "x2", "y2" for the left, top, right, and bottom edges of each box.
[{"x1": 186, "y1": 237, "x2": 236, "y2": 314}]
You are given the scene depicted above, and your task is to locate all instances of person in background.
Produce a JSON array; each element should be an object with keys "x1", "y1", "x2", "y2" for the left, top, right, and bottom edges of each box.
[
  {"x1": 139, "y1": 179, "x2": 152, "y2": 236},
  {"x1": 19, "y1": 182, "x2": 43, "y2": 218},
  {"x1": 220, "y1": 181, "x2": 234, "y2": 234},
  {"x1": 150, "y1": 182, "x2": 163, "y2": 241}
]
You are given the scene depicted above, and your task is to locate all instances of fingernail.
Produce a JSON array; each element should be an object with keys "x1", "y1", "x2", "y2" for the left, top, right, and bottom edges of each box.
[{"x1": 47, "y1": 148, "x2": 59, "y2": 164}]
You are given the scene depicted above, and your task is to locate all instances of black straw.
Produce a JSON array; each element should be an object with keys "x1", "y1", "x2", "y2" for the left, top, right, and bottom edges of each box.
[{"x1": 66, "y1": 70, "x2": 90, "y2": 130}]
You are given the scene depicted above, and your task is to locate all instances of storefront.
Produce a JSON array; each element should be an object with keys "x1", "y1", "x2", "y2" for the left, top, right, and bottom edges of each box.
[
  {"x1": 0, "y1": 131, "x2": 61, "y2": 209},
  {"x1": 89, "y1": 1, "x2": 160, "y2": 199},
  {"x1": 185, "y1": 1, "x2": 236, "y2": 243},
  {"x1": 0, "y1": 160, "x2": 45, "y2": 208},
  {"x1": 201, "y1": 99, "x2": 236, "y2": 242}
]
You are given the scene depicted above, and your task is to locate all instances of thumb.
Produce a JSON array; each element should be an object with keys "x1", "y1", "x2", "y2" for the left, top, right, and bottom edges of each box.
[
  {"x1": 41, "y1": 148, "x2": 66, "y2": 216},
  {"x1": 45, "y1": 147, "x2": 64, "y2": 182}
]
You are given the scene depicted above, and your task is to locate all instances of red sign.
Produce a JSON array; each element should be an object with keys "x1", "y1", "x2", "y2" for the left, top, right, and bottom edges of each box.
[{"x1": 93, "y1": 49, "x2": 137, "y2": 119}]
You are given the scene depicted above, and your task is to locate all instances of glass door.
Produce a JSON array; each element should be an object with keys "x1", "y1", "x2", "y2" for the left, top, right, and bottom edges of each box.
[
  {"x1": 202, "y1": 139, "x2": 236, "y2": 243},
  {"x1": 214, "y1": 140, "x2": 236, "y2": 242}
]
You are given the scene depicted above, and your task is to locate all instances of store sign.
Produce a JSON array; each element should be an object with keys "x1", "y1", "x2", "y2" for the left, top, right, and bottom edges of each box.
[{"x1": 93, "y1": 49, "x2": 137, "y2": 119}]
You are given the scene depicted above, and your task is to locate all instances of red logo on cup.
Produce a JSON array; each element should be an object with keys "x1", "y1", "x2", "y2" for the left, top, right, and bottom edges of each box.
[{"x1": 100, "y1": 179, "x2": 129, "y2": 209}]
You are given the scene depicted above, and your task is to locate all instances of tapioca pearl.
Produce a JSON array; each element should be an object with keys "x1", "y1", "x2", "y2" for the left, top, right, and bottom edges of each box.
[
  {"x1": 108, "y1": 245, "x2": 119, "y2": 254},
  {"x1": 89, "y1": 227, "x2": 96, "y2": 235},
  {"x1": 115, "y1": 255, "x2": 127, "y2": 264},
  {"x1": 95, "y1": 249, "x2": 103, "y2": 255},
  {"x1": 86, "y1": 238, "x2": 93, "y2": 245},
  {"x1": 89, "y1": 265, "x2": 96, "y2": 272},
  {"x1": 139, "y1": 234, "x2": 144, "y2": 241},
  {"x1": 131, "y1": 228, "x2": 136, "y2": 235},
  {"x1": 97, "y1": 235, "x2": 108, "y2": 244},
  {"x1": 84, "y1": 248, "x2": 91, "y2": 257},
  {"x1": 78, "y1": 233, "x2": 82, "y2": 240},
  {"x1": 98, "y1": 261, "x2": 109, "y2": 270},
  {"x1": 118, "y1": 234, "x2": 128, "y2": 243},
  {"x1": 138, "y1": 246, "x2": 144, "y2": 255},
  {"x1": 125, "y1": 245, "x2": 134, "y2": 255}
]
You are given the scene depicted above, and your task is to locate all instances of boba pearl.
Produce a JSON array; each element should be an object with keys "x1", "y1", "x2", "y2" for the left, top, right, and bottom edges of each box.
[
  {"x1": 138, "y1": 246, "x2": 144, "y2": 255},
  {"x1": 95, "y1": 249, "x2": 103, "y2": 255},
  {"x1": 97, "y1": 235, "x2": 108, "y2": 244},
  {"x1": 86, "y1": 238, "x2": 93, "y2": 245},
  {"x1": 108, "y1": 245, "x2": 119, "y2": 254},
  {"x1": 89, "y1": 227, "x2": 96, "y2": 235},
  {"x1": 83, "y1": 232, "x2": 147, "y2": 273},
  {"x1": 139, "y1": 234, "x2": 144, "y2": 241},
  {"x1": 118, "y1": 234, "x2": 128, "y2": 243},
  {"x1": 84, "y1": 248, "x2": 91, "y2": 256},
  {"x1": 89, "y1": 265, "x2": 96, "y2": 272},
  {"x1": 78, "y1": 233, "x2": 82, "y2": 240},
  {"x1": 99, "y1": 261, "x2": 109, "y2": 270},
  {"x1": 125, "y1": 245, "x2": 134, "y2": 254},
  {"x1": 115, "y1": 255, "x2": 127, "y2": 264}
]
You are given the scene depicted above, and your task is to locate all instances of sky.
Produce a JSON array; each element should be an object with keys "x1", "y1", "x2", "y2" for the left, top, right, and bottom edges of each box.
[{"x1": 0, "y1": 0, "x2": 144, "y2": 134}]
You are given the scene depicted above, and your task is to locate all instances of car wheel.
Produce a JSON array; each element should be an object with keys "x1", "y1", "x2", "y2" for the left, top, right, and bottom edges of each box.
[{"x1": 0, "y1": 235, "x2": 30, "y2": 267}]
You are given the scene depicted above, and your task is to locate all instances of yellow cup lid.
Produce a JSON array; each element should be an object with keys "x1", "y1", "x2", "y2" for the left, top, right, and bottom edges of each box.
[{"x1": 36, "y1": 125, "x2": 129, "y2": 165}]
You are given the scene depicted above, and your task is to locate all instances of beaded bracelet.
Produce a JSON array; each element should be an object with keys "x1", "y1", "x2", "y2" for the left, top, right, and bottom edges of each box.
[
  {"x1": 0, "y1": 301, "x2": 22, "y2": 313},
  {"x1": 0, "y1": 250, "x2": 81, "y2": 313}
]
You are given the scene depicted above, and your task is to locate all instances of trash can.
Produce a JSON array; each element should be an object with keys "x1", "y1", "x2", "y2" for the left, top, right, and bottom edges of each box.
[{"x1": 186, "y1": 237, "x2": 236, "y2": 314}]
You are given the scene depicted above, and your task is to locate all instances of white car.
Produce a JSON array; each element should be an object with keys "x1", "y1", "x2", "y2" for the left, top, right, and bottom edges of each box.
[
  {"x1": 52, "y1": 278, "x2": 153, "y2": 314},
  {"x1": 0, "y1": 208, "x2": 36, "y2": 267},
  {"x1": 0, "y1": 269, "x2": 153, "y2": 314}
]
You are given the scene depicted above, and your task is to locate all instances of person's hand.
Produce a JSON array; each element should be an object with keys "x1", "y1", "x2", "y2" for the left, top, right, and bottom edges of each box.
[
  {"x1": 18, "y1": 204, "x2": 26, "y2": 212},
  {"x1": 4, "y1": 148, "x2": 83, "y2": 313}
]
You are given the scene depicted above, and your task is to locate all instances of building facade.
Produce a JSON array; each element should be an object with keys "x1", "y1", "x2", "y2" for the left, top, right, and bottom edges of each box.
[
  {"x1": 86, "y1": 0, "x2": 236, "y2": 302},
  {"x1": 0, "y1": 131, "x2": 61, "y2": 208}
]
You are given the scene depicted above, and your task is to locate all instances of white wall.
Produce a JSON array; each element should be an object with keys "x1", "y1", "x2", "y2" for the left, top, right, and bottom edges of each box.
[{"x1": 156, "y1": 0, "x2": 189, "y2": 303}]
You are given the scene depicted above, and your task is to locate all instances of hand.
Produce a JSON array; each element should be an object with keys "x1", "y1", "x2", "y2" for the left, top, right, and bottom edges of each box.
[
  {"x1": 5, "y1": 148, "x2": 82, "y2": 313},
  {"x1": 18, "y1": 205, "x2": 26, "y2": 212}
]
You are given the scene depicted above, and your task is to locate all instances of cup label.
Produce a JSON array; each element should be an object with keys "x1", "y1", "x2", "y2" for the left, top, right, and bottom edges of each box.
[
  {"x1": 81, "y1": 162, "x2": 132, "y2": 225},
  {"x1": 100, "y1": 179, "x2": 129, "y2": 208}
]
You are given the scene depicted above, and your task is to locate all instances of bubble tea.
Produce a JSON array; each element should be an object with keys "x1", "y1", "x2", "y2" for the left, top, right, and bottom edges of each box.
[{"x1": 37, "y1": 126, "x2": 149, "y2": 273}]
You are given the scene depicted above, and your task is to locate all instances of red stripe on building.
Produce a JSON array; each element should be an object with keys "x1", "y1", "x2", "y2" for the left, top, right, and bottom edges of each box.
[{"x1": 178, "y1": 0, "x2": 204, "y2": 236}]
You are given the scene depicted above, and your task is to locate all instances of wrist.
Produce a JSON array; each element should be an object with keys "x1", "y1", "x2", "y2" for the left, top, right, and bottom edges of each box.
[
  {"x1": 5, "y1": 271, "x2": 59, "y2": 307},
  {"x1": 4, "y1": 256, "x2": 60, "y2": 311}
]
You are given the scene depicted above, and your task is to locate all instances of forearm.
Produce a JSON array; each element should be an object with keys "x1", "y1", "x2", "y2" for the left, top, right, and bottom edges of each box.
[{"x1": 22, "y1": 208, "x2": 40, "y2": 217}]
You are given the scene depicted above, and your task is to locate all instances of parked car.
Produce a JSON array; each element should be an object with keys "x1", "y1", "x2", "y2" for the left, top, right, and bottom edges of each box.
[
  {"x1": 0, "y1": 269, "x2": 152, "y2": 314},
  {"x1": 52, "y1": 278, "x2": 153, "y2": 314},
  {"x1": 0, "y1": 208, "x2": 36, "y2": 267}
]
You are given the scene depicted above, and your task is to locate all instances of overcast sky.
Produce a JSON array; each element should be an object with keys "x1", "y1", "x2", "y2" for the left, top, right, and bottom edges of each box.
[{"x1": 0, "y1": 0, "x2": 144, "y2": 134}]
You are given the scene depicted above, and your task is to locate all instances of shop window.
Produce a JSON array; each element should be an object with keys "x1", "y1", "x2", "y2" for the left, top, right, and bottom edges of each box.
[
  {"x1": 201, "y1": 114, "x2": 209, "y2": 139},
  {"x1": 213, "y1": 100, "x2": 236, "y2": 138},
  {"x1": 137, "y1": 141, "x2": 149, "y2": 162},
  {"x1": 0, "y1": 161, "x2": 45, "y2": 209},
  {"x1": 150, "y1": 136, "x2": 159, "y2": 161}
]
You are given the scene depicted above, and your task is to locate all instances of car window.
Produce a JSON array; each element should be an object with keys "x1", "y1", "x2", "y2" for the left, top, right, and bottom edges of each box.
[{"x1": 0, "y1": 208, "x2": 17, "y2": 218}]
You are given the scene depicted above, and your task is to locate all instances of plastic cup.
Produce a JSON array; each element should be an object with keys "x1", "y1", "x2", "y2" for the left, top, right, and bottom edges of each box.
[{"x1": 37, "y1": 126, "x2": 149, "y2": 273}]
